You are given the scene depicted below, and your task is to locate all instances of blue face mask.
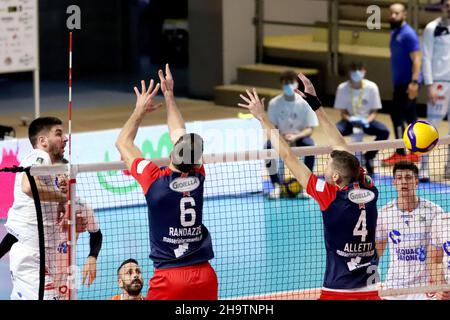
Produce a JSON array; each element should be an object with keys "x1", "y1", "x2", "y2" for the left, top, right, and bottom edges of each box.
[
  {"x1": 350, "y1": 70, "x2": 366, "y2": 83},
  {"x1": 283, "y1": 83, "x2": 297, "y2": 96}
]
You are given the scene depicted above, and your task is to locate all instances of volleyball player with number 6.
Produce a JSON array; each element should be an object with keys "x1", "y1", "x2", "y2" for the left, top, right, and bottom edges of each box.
[
  {"x1": 239, "y1": 74, "x2": 381, "y2": 300},
  {"x1": 115, "y1": 64, "x2": 218, "y2": 300}
]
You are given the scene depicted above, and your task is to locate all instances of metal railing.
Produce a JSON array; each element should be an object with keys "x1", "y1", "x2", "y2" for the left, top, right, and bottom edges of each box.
[{"x1": 254, "y1": 0, "x2": 439, "y2": 75}]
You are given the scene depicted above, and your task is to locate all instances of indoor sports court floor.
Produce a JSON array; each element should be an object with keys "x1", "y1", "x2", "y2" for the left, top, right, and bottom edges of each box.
[{"x1": 1, "y1": 84, "x2": 450, "y2": 299}]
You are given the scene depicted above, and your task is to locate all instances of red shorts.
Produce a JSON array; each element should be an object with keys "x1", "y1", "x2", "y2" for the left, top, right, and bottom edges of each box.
[
  {"x1": 146, "y1": 262, "x2": 218, "y2": 300},
  {"x1": 319, "y1": 289, "x2": 381, "y2": 300}
]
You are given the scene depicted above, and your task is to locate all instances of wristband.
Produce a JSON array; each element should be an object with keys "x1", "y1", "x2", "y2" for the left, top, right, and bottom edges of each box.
[{"x1": 303, "y1": 92, "x2": 322, "y2": 111}]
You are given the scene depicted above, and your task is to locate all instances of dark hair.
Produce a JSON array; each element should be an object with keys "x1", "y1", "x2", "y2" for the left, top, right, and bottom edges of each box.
[
  {"x1": 349, "y1": 62, "x2": 364, "y2": 71},
  {"x1": 279, "y1": 70, "x2": 298, "y2": 84},
  {"x1": 393, "y1": 161, "x2": 419, "y2": 178},
  {"x1": 28, "y1": 117, "x2": 63, "y2": 147},
  {"x1": 330, "y1": 150, "x2": 360, "y2": 183},
  {"x1": 117, "y1": 258, "x2": 139, "y2": 276},
  {"x1": 172, "y1": 133, "x2": 204, "y2": 173}
]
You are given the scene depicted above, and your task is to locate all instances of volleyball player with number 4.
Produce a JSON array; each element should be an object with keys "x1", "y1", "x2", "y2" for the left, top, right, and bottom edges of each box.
[
  {"x1": 115, "y1": 64, "x2": 218, "y2": 300},
  {"x1": 239, "y1": 74, "x2": 381, "y2": 300}
]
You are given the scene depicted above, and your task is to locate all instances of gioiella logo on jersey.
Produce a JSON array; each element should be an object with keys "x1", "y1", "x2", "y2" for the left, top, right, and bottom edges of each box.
[{"x1": 97, "y1": 133, "x2": 173, "y2": 194}]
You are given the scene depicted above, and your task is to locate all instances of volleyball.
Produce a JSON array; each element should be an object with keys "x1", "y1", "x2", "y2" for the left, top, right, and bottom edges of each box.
[
  {"x1": 281, "y1": 177, "x2": 302, "y2": 198},
  {"x1": 403, "y1": 120, "x2": 439, "y2": 154}
]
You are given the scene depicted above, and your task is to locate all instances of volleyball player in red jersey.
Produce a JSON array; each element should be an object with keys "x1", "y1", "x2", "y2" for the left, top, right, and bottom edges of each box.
[
  {"x1": 239, "y1": 74, "x2": 381, "y2": 300},
  {"x1": 116, "y1": 65, "x2": 218, "y2": 300}
]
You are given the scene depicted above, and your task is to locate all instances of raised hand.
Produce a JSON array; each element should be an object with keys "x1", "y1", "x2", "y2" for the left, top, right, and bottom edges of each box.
[
  {"x1": 134, "y1": 79, "x2": 162, "y2": 115},
  {"x1": 296, "y1": 73, "x2": 318, "y2": 97},
  {"x1": 158, "y1": 63, "x2": 174, "y2": 95},
  {"x1": 238, "y1": 88, "x2": 266, "y2": 121},
  {"x1": 295, "y1": 73, "x2": 322, "y2": 111}
]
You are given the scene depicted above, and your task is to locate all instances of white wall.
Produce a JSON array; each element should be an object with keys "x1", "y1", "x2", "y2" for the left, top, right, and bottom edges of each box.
[
  {"x1": 189, "y1": 0, "x2": 328, "y2": 94},
  {"x1": 264, "y1": 0, "x2": 328, "y2": 36},
  {"x1": 222, "y1": 0, "x2": 256, "y2": 84}
]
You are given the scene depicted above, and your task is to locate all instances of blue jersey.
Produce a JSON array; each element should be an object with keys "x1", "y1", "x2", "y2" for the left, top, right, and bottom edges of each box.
[
  {"x1": 390, "y1": 23, "x2": 421, "y2": 86},
  {"x1": 131, "y1": 158, "x2": 214, "y2": 269},
  {"x1": 307, "y1": 173, "x2": 379, "y2": 290}
]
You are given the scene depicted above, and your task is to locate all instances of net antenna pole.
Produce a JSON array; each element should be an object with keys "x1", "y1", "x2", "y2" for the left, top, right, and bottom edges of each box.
[{"x1": 67, "y1": 31, "x2": 77, "y2": 300}]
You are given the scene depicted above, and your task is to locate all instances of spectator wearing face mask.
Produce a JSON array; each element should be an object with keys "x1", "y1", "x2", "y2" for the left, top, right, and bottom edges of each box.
[
  {"x1": 264, "y1": 70, "x2": 319, "y2": 199},
  {"x1": 383, "y1": 2, "x2": 422, "y2": 165},
  {"x1": 334, "y1": 62, "x2": 389, "y2": 176}
]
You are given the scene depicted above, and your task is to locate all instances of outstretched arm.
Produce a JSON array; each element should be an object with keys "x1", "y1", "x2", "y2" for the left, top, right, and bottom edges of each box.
[
  {"x1": 296, "y1": 73, "x2": 349, "y2": 152},
  {"x1": 159, "y1": 64, "x2": 186, "y2": 144},
  {"x1": 239, "y1": 89, "x2": 312, "y2": 188},
  {"x1": 116, "y1": 79, "x2": 161, "y2": 171}
]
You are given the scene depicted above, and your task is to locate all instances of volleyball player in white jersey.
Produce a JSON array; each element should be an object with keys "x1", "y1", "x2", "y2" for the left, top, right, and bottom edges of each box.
[
  {"x1": 5, "y1": 117, "x2": 68, "y2": 300},
  {"x1": 429, "y1": 213, "x2": 450, "y2": 300},
  {"x1": 376, "y1": 161, "x2": 444, "y2": 299},
  {"x1": 420, "y1": 0, "x2": 450, "y2": 181}
]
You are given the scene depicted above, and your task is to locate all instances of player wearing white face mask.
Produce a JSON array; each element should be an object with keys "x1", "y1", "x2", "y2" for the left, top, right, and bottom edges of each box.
[
  {"x1": 265, "y1": 70, "x2": 319, "y2": 199},
  {"x1": 334, "y1": 62, "x2": 389, "y2": 176}
]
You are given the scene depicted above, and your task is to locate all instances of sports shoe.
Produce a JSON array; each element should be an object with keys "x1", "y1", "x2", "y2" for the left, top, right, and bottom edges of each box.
[
  {"x1": 445, "y1": 165, "x2": 450, "y2": 180},
  {"x1": 419, "y1": 177, "x2": 430, "y2": 183},
  {"x1": 364, "y1": 155, "x2": 374, "y2": 177},
  {"x1": 382, "y1": 153, "x2": 406, "y2": 166},
  {"x1": 268, "y1": 184, "x2": 281, "y2": 199},
  {"x1": 405, "y1": 153, "x2": 420, "y2": 162},
  {"x1": 419, "y1": 165, "x2": 430, "y2": 183},
  {"x1": 298, "y1": 191, "x2": 312, "y2": 200}
]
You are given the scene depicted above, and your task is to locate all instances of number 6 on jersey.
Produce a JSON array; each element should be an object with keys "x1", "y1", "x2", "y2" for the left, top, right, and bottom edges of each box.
[{"x1": 180, "y1": 197, "x2": 196, "y2": 227}]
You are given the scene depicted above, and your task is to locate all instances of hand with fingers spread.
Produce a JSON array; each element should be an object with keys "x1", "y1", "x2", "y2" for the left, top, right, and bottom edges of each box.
[
  {"x1": 134, "y1": 79, "x2": 162, "y2": 115},
  {"x1": 158, "y1": 63, "x2": 175, "y2": 96},
  {"x1": 238, "y1": 88, "x2": 267, "y2": 121},
  {"x1": 295, "y1": 73, "x2": 322, "y2": 111}
]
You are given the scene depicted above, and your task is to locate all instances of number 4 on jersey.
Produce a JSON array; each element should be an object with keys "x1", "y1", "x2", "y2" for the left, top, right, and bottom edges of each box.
[{"x1": 353, "y1": 210, "x2": 368, "y2": 242}]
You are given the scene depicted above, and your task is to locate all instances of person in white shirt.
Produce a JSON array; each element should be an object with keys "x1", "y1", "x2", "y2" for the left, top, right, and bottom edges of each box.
[
  {"x1": 334, "y1": 62, "x2": 389, "y2": 176},
  {"x1": 420, "y1": 0, "x2": 450, "y2": 182},
  {"x1": 429, "y1": 213, "x2": 450, "y2": 300},
  {"x1": 265, "y1": 70, "x2": 319, "y2": 199},
  {"x1": 376, "y1": 161, "x2": 444, "y2": 300},
  {"x1": 5, "y1": 117, "x2": 69, "y2": 300}
]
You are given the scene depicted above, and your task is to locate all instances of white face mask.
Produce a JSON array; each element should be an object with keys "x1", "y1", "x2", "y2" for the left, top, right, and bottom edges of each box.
[
  {"x1": 283, "y1": 83, "x2": 297, "y2": 96},
  {"x1": 350, "y1": 70, "x2": 366, "y2": 83}
]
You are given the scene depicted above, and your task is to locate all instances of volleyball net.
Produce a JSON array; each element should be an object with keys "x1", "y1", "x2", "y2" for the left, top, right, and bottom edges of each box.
[{"x1": 25, "y1": 136, "x2": 450, "y2": 300}]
